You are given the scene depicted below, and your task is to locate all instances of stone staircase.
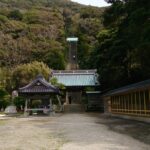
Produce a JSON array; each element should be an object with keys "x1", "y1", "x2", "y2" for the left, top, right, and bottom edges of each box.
[{"x1": 64, "y1": 104, "x2": 85, "y2": 113}]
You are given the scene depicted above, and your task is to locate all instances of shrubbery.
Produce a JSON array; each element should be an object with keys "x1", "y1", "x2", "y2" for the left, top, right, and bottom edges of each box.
[
  {"x1": 9, "y1": 10, "x2": 23, "y2": 21},
  {"x1": 12, "y1": 61, "x2": 51, "y2": 88},
  {"x1": 0, "y1": 88, "x2": 11, "y2": 110}
]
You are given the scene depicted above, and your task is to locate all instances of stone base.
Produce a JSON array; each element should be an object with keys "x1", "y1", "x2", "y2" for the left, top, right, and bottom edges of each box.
[
  {"x1": 105, "y1": 113, "x2": 150, "y2": 123},
  {"x1": 64, "y1": 104, "x2": 84, "y2": 113},
  {"x1": 5, "y1": 105, "x2": 17, "y2": 115}
]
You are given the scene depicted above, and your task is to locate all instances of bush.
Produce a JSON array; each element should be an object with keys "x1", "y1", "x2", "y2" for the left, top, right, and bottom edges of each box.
[
  {"x1": 23, "y1": 11, "x2": 39, "y2": 24},
  {"x1": 12, "y1": 61, "x2": 51, "y2": 88},
  {"x1": 0, "y1": 15, "x2": 8, "y2": 23},
  {"x1": 9, "y1": 10, "x2": 23, "y2": 21},
  {"x1": 13, "y1": 96, "x2": 25, "y2": 110},
  {"x1": 0, "y1": 88, "x2": 11, "y2": 110}
]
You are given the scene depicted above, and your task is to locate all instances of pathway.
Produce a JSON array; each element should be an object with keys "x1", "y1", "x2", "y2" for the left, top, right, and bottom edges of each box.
[{"x1": 0, "y1": 113, "x2": 149, "y2": 150}]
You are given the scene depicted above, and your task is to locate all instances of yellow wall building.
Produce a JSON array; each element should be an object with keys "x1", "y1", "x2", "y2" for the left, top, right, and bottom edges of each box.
[{"x1": 103, "y1": 80, "x2": 150, "y2": 118}]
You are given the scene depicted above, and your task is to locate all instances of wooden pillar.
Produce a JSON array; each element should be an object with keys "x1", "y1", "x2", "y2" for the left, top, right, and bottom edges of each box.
[
  {"x1": 148, "y1": 90, "x2": 150, "y2": 117},
  {"x1": 135, "y1": 92, "x2": 137, "y2": 115},
  {"x1": 149, "y1": 89, "x2": 150, "y2": 110},
  {"x1": 108, "y1": 98, "x2": 111, "y2": 113},
  {"x1": 124, "y1": 95, "x2": 126, "y2": 113},
  {"x1": 116, "y1": 96, "x2": 118, "y2": 112},
  {"x1": 118, "y1": 96, "x2": 120, "y2": 113},
  {"x1": 139, "y1": 91, "x2": 141, "y2": 115},
  {"x1": 108, "y1": 97, "x2": 112, "y2": 113},
  {"x1": 143, "y1": 91, "x2": 146, "y2": 115},
  {"x1": 131, "y1": 93, "x2": 133, "y2": 113},
  {"x1": 120, "y1": 96, "x2": 122, "y2": 112},
  {"x1": 49, "y1": 98, "x2": 52, "y2": 112},
  {"x1": 56, "y1": 95, "x2": 63, "y2": 112},
  {"x1": 79, "y1": 91, "x2": 82, "y2": 103},
  {"x1": 66, "y1": 92, "x2": 69, "y2": 104},
  {"x1": 24, "y1": 98, "x2": 28, "y2": 116},
  {"x1": 110, "y1": 97, "x2": 112, "y2": 112},
  {"x1": 115, "y1": 96, "x2": 117, "y2": 112},
  {"x1": 127, "y1": 94, "x2": 130, "y2": 114}
]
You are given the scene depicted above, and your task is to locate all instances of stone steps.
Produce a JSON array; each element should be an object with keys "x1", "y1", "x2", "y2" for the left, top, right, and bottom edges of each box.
[{"x1": 64, "y1": 104, "x2": 85, "y2": 113}]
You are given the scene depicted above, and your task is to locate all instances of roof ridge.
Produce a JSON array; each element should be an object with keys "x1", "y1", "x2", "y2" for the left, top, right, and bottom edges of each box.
[{"x1": 104, "y1": 79, "x2": 150, "y2": 96}]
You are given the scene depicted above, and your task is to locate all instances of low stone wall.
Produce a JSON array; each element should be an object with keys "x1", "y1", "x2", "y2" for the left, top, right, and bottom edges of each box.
[{"x1": 105, "y1": 113, "x2": 150, "y2": 123}]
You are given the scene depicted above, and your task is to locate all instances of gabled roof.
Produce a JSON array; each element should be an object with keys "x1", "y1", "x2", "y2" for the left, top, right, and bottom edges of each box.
[
  {"x1": 86, "y1": 91, "x2": 101, "y2": 94},
  {"x1": 66, "y1": 37, "x2": 78, "y2": 42},
  {"x1": 52, "y1": 70, "x2": 100, "y2": 87},
  {"x1": 19, "y1": 75, "x2": 59, "y2": 94},
  {"x1": 104, "y1": 79, "x2": 150, "y2": 96}
]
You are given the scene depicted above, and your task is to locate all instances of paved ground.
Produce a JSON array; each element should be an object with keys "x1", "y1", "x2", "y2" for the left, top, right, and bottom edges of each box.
[{"x1": 0, "y1": 113, "x2": 150, "y2": 150}]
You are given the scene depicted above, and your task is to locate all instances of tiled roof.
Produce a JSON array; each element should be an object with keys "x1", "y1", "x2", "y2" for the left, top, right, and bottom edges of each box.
[
  {"x1": 52, "y1": 70, "x2": 100, "y2": 87},
  {"x1": 104, "y1": 79, "x2": 150, "y2": 96},
  {"x1": 66, "y1": 37, "x2": 78, "y2": 42},
  {"x1": 19, "y1": 75, "x2": 59, "y2": 94}
]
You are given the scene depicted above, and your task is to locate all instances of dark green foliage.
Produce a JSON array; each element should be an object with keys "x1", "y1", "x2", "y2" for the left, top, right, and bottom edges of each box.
[
  {"x1": 0, "y1": 88, "x2": 10, "y2": 109},
  {"x1": 87, "y1": 0, "x2": 150, "y2": 90},
  {"x1": 50, "y1": 77, "x2": 65, "y2": 90},
  {"x1": 12, "y1": 61, "x2": 50, "y2": 88},
  {"x1": 13, "y1": 96, "x2": 25, "y2": 110},
  {"x1": 0, "y1": 0, "x2": 103, "y2": 71},
  {"x1": 0, "y1": 88, "x2": 7, "y2": 99},
  {"x1": 0, "y1": 15, "x2": 8, "y2": 23},
  {"x1": 1, "y1": 0, "x2": 149, "y2": 93},
  {"x1": 44, "y1": 50, "x2": 66, "y2": 70},
  {"x1": 9, "y1": 10, "x2": 23, "y2": 20}
]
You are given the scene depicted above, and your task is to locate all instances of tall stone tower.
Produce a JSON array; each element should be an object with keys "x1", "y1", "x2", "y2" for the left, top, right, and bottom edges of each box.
[{"x1": 66, "y1": 37, "x2": 78, "y2": 70}]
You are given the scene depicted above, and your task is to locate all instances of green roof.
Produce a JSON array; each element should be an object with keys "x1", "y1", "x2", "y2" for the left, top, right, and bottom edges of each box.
[
  {"x1": 52, "y1": 70, "x2": 100, "y2": 87},
  {"x1": 66, "y1": 37, "x2": 78, "y2": 42}
]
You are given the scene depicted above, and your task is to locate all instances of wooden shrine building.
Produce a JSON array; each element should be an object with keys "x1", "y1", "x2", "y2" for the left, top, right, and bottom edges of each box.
[
  {"x1": 19, "y1": 75, "x2": 60, "y2": 115},
  {"x1": 103, "y1": 79, "x2": 150, "y2": 118},
  {"x1": 51, "y1": 70, "x2": 100, "y2": 105}
]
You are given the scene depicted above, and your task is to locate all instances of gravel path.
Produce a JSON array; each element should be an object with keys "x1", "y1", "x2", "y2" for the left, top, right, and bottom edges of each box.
[{"x1": 0, "y1": 113, "x2": 149, "y2": 150}]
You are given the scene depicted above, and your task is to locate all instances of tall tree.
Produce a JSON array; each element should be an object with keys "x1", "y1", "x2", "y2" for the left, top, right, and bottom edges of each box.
[{"x1": 88, "y1": 0, "x2": 150, "y2": 90}]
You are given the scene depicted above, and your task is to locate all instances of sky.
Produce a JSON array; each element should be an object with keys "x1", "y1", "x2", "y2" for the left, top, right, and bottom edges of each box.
[{"x1": 71, "y1": 0, "x2": 111, "y2": 7}]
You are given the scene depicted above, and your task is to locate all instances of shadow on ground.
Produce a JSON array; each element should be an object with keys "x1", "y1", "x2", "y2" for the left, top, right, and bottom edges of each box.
[{"x1": 92, "y1": 113, "x2": 150, "y2": 145}]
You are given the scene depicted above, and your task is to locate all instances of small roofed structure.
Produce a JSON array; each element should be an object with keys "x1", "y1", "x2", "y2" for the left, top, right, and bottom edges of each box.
[
  {"x1": 66, "y1": 37, "x2": 79, "y2": 70},
  {"x1": 19, "y1": 75, "x2": 61, "y2": 116},
  {"x1": 66, "y1": 37, "x2": 78, "y2": 42}
]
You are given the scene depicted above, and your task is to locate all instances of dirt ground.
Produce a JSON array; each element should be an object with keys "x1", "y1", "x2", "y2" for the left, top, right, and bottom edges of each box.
[{"x1": 0, "y1": 113, "x2": 150, "y2": 150}]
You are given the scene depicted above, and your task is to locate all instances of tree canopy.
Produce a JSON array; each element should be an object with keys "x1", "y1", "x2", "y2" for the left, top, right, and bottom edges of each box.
[
  {"x1": 0, "y1": 0, "x2": 104, "y2": 70},
  {"x1": 0, "y1": 0, "x2": 149, "y2": 94},
  {"x1": 12, "y1": 61, "x2": 50, "y2": 88},
  {"x1": 87, "y1": 0, "x2": 150, "y2": 90}
]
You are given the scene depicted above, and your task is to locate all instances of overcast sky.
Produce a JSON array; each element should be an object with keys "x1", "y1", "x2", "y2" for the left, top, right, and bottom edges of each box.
[{"x1": 71, "y1": 0, "x2": 110, "y2": 7}]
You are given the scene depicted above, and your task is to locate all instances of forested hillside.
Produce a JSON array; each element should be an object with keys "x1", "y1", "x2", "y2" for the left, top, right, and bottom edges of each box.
[
  {"x1": 0, "y1": 0, "x2": 104, "y2": 69},
  {"x1": 0, "y1": 0, "x2": 150, "y2": 96},
  {"x1": 0, "y1": 0, "x2": 104, "y2": 107}
]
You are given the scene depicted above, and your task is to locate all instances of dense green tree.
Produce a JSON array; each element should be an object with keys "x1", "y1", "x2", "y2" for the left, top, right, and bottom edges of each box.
[
  {"x1": 0, "y1": 87, "x2": 10, "y2": 109},
  {"x1": 89, "y1": 0, "x2": 150, "y2": 90},
  {"x1": 12, "y1": 61, "x2": 50, "y2": 88},
  {"x1": 13, "y1": 96, "x2": 25, "y2": 110},
  {"x1": 9, "y1": 10, "x2": 23, "y2": 20}
]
